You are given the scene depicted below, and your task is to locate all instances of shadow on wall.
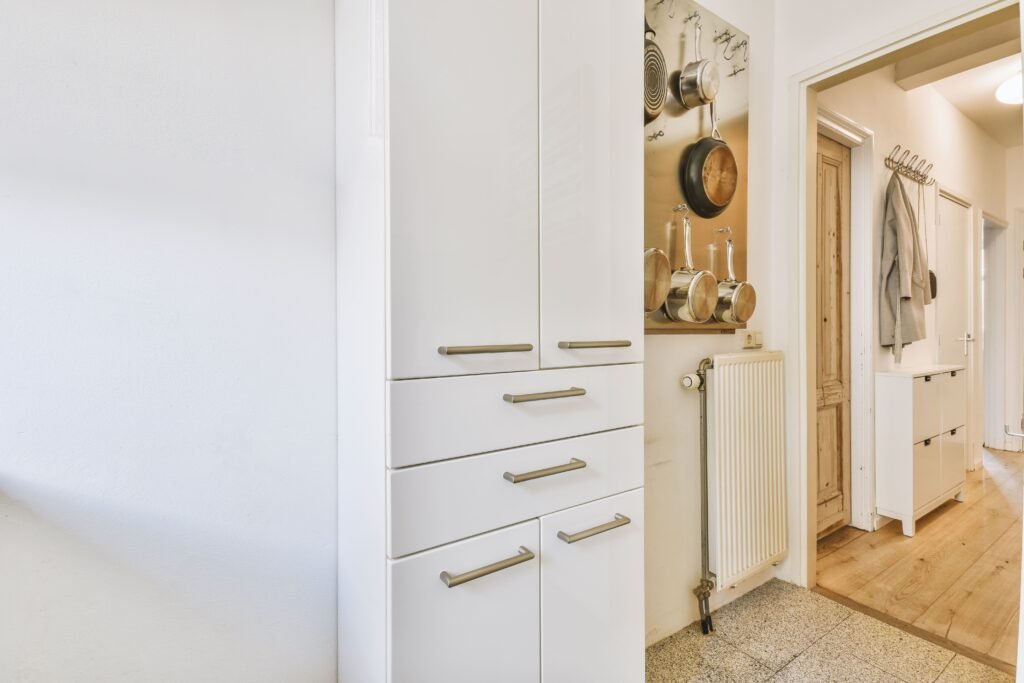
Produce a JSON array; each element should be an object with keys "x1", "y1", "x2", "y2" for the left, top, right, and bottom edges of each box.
[{"x1": 0, "y1": 477, "x2": 333, "y2": 682}]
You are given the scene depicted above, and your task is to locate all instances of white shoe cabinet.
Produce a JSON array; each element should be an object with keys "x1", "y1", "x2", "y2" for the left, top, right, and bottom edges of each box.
[
  {"x1": 338, "y1": 0, "x2": 644, "y2": 679},
  {"x1": 875, "y1": 365, "x2": 968, "y2": 536}
]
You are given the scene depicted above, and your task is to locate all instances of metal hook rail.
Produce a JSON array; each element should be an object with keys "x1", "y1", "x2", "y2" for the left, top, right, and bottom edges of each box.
[{"x1": 885, "y1": 145, "x2": 935, "y2": 186}]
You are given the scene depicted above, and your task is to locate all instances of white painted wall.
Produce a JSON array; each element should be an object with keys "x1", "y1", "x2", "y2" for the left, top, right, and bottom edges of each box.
[
  {"x1": 1006, "y1": 145, "x2": 1024, "y2": 450},
  {"x1": 643, "y1": 0, "x2": 777, "y2": 646},
  {"x1": 0, "y1": 2, "x2": 338, "y2": 681}
]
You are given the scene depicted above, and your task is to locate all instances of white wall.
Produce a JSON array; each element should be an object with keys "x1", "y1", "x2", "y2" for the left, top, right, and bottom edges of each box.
[
  {"x1": 0, "y1": 2, "x2": 338, "y2": 681},
  {"x1": 644, "y1": 0, "x2": 777, "y2": 645},
  {"x1": 1006, "y1": 145, "x2": 1024, "y2": 448}
]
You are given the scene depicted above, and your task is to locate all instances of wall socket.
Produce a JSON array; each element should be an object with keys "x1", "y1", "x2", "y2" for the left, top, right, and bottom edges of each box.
[{"x1": 743, "y1": 330, "x2": 764, "y2": 349}]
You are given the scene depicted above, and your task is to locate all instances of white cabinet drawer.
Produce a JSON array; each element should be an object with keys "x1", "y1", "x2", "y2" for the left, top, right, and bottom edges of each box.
[
  {"x1": 540, "y1": 489, "x2": 644, "y2": 683},
  {"x1": 388, "y1": 521, "x2": 540, "y2": 683},
  {"x1": 389, "y1": 427, "x2": 643, "y2": 557},
  {"x1": 940, "y1": 427, "x2": 966, "y2": 493},
  {"x1": 388, "y1": 363, "x2": 643, "y2": 468},
  {"x1": 940, "y1": 370, "x2": 967, "y2": 432},
  {"x1": 912, "y1": 438, "x2": 941, "y2": 510},
  {"x1": 912, "y1": 375, "x2": 941, "y2": 443}
]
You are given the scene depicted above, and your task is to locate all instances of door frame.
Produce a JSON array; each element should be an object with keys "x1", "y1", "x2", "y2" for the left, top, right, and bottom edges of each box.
[
  {"x1": 788, "y1": 0, "x2": 1019, "y2": 589},
  {"x1": 981, "y1": 211, "x2": 1011, "y2": 451},
  {"x1": 816, "y1": 110, "x2": 876, "y2": 533}
]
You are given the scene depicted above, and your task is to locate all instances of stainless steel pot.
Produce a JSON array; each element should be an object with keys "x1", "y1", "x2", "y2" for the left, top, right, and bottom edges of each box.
[
  {"x1": 669, "y1": 20, "x2": 720, "y2": 110},
  {"x1": 644, "y1": 19, "x2": 668, "y2": 124},
  {"x1": 713, "y1": 239, "x2": 756, "y2": 324},
  {"x1": 664, "y1": 211, "x2": 718, "y2": 323}
]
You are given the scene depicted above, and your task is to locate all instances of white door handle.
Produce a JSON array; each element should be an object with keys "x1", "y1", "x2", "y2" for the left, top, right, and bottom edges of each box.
[{"x1": 956, "y1": 332, "x2": 975, "y2": 356}]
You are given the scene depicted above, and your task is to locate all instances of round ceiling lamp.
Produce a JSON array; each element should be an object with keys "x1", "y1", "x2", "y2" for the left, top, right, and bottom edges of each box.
[{"x1": 996, "y1": 72, "x2": 1023, "y2": 105}]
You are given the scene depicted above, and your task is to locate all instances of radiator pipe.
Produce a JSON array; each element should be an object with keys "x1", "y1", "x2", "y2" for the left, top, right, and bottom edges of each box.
[{"x1": 693, "y1": 357, "x2": 716, "y2": 634}]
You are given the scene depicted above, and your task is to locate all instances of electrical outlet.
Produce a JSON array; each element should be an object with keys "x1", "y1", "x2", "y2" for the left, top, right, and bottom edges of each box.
[{"x1": 743, "y1": 331, "x2": 764, "y2": 349}]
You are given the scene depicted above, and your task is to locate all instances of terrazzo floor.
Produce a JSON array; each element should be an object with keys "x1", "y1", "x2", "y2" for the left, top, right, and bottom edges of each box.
[{"x1": 646, "y1": 579, "x2": 1013, "y2": 682}]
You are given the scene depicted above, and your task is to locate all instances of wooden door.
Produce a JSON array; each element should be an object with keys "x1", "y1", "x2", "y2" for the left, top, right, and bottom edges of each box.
[
  {"x1": 540, "y1": 489, "x2": 644, "y2": 683},
  {"x1": 387, "y1": 0, "x2": 539, "y2": 380},
  {"x1": 538, "y1": 0, "x2": 642, "y2": 368},
  {"x1": 815, "y1": 134, "x2": 852, "y2": 537}
]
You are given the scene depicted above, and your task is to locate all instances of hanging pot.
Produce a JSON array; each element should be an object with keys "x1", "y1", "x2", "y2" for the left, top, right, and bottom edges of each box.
[
  {"x1": 669, "y1": 19, "x2": 720, "y2": 110},
  {"x1": 644, "y1": 247, "x2": 672, "y2": 313},
  {"x1": 713, "y1": 239, "x2": 756, "y2": 324},
  {"x1": 680, "y1": 100, "x2": 737, "y2": 218},
  {"x1": 644, "y1": 18, "x2": 668, "y2": 124},
  {"x1": 664, "y1": 211, "x2": 718, "y2": 323}
]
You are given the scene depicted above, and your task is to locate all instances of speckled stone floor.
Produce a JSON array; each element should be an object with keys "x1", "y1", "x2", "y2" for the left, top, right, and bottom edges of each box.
[{"x1": 646, "y1": 579, "x2": 1013, "y2": 682}]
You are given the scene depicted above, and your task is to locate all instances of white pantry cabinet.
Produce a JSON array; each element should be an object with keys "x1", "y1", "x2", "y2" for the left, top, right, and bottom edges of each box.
[
  {"x1": 338, "y1": 0, "x2": 643, "y2": 679},
  {"x1": 875, "y1": 365, "x2": 967, "y2": 536},
  {"x1": 540, "y1": 489, "x2": 645, "y2": 683},
  {"x1": 389, "y1": 521, "x2": 541, "y2": 683},
  {"x1": 387, "y1": 0, "x2": 540, "y2": 380},
  {"x1": 539, "y1": 0, "x2": 643, "y2": 369}
]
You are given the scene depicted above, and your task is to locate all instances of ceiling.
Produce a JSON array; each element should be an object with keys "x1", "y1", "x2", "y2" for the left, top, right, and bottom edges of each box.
[{"x1": 931, "y1": 53, "x2": 1023, "y2": 148}]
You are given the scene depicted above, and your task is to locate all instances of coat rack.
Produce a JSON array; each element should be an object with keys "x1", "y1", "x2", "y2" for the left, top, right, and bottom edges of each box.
[{"x1": 885, "y1": 145, "x2": 935, "y2": 186}]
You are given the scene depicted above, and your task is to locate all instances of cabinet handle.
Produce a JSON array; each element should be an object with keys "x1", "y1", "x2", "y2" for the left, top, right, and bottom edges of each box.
[
  {"x1": 924, "y1": 438, "x2": 932, "y2": 446},
  {"x1": 557, "y1": 340, "x2": 632, "y2": 349},
  {"x1": 924, "y1": 375, "x2": 932, "y2": 382},
  {"x1": 503, "y1": 458, "x2": 586, "y2": 484},
  {"x1": 557, "y1": 514, "x2": 631, "y2": 544},
  {"x1": 503, "y1": 387, "x2": 586, "y2": 404},
  {"x1": 439, "y1": 546, "x2": 535, "y2": 588},
  {"x1": 951, "y1": 371, "x2": 958, "y2": 377},
  {"x1": 438, "y1": 343, "x2": 533, "y2": 355},
  {"x1": 950, "y1": 428, "x2": 957, "y2": 436}
]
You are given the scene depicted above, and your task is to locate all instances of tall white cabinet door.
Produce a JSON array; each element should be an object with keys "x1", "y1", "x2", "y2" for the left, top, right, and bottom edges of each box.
[
  {"x1": 540, "y1": 489, "x2": 644, "y2": 682},
  {"x1": 389, "y1": 521, "x2": 540, "y2": 683},
  {"x1": 538, "y1": 0, "x2": 643, "y2": 369},
  {"x1": 387, "y1": 0, "x2": 539, "y2": 379}
]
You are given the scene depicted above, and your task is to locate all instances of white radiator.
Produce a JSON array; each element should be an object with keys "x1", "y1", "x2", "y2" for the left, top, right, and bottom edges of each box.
[{"x1": 706, "y1": 351, "x2": 787, "y2": 589}]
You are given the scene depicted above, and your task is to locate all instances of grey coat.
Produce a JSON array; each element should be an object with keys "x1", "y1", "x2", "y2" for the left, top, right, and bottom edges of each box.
[{"x1": 879, "y1": 173, "x2": 931, "y2": 362}]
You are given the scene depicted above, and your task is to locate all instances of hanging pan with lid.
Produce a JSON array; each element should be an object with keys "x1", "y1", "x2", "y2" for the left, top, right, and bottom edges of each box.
[
  {"x1": 713, "y1": 238, "x2": 756, "y2": 324},
  {"x1": 680, "y1": 100, "x2": 738, "y2": 218},
  {"x1": 644, "y1": 18, "x2": 668, "y2": 124},
  {"x1": 664, "y1": 207, "x2": 718, "y2": 323}
]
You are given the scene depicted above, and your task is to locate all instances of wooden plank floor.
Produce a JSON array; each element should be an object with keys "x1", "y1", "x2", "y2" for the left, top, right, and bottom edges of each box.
[{"x1": 817, "y1": 449, "x2": 1024, "y2": 669}]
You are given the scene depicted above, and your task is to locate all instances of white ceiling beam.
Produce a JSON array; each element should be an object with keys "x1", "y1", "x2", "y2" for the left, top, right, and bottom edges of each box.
[{"x1": 894, "y1": 18, "x2": 1021, "y2": 90}]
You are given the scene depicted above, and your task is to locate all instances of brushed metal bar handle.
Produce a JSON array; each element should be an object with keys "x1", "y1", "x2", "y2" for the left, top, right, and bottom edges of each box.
[
  {"x1": 438, "y1": 343, "x2": 533, "y2": 355},
  {"x1": 557, "y1": 514, "x2": 631, "y2": 544},
  {"x1": 557, "y1": 340, "x2": 632, "y2": 349},
  {"x1": 439, "y1": 546, "x2": 535, "y2": 588},
  {"x1": 503, "y1": 387, "x2": 586, "y2": 404},
  {"x1": 504, "y1": 458, "x2": 586, "y2": 484}
]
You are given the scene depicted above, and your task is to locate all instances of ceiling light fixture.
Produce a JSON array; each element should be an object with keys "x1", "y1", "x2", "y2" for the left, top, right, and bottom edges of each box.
[{"x1": 996, "y1": 72, "x2": 1023, "y2": 105}]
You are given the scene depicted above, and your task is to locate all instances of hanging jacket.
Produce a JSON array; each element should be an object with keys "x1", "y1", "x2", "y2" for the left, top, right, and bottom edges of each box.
[{"x1": 879, "y1": 172, "x2": 932, "y2": 362}]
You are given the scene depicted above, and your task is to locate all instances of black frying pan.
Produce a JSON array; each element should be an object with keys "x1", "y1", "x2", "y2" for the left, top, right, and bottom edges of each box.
[{"x1": 679, "y1": 101, "x2": 737, "y2": 218}]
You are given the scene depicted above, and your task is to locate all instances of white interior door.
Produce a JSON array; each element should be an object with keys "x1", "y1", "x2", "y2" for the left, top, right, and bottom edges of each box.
[{"x1": 936, "y1": 192, "x2": 979, "y2": 466}]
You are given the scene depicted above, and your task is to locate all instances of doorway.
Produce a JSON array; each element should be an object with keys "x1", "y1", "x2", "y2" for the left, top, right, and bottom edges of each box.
[{"x1": 799, "y1": 7, "x2": 1023, "y2": 674}]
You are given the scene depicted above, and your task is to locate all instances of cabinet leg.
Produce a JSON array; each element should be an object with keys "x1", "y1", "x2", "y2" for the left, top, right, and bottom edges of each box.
[
  {"x1": 901, "y1": 519, "x2": 916, "y2": 537},
  {"x1": 955, "y1": 487, "x2": 965, "y2": 502}
]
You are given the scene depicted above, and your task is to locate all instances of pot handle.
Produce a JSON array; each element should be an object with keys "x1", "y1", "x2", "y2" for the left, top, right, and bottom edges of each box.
[
  {"x1": 645, "y1": 17, "x2": 655, "y2": 39},
  {"x1": 726, "y1": 238, "x2": 736, "y2": 282},
  {"x1": 710, "y1": 99, "x2": 721, "y2": 140},
  {"x1": 684, "y1": 215, "x2": 696, "y2": 272}
]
